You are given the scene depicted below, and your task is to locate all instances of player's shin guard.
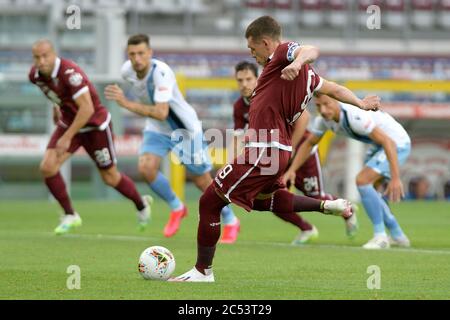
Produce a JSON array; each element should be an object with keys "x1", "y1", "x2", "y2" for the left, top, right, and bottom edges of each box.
[
  {"x1": 115, "y1": 174, "x2": 145, "y2": 210},
  {"x1": 45, "y1": 172, "x2": 74, "y2": 215},
  {"x1": 196, "y1": 184, "x2": 227, "y2": 273}
]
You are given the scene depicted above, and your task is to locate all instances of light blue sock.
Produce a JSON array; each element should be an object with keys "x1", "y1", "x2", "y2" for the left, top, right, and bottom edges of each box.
[
  {"x1": 379, "y1": 196, "x2": 405, "y2": 239},
  {"x1": 149, "y1": 172, "x2": 182, "y2": 210},
  {"x1": 357, "y1": 184, "x2": 386, "y2": 235},
  {"x1": 221, "y1": 205, "x2": 237, "y2": 225}
]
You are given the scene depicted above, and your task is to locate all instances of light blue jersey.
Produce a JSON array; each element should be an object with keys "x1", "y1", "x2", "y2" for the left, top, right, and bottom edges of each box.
[
  {"x1": 121, "y1": 58, "x2": 211, "y2": 175},
  {"x1": 311, "y1": 103, "x2": 411, "y2": 178}
]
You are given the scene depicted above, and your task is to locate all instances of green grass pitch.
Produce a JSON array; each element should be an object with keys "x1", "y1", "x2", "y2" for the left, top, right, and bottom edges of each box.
[{"x1": 1, "y1": 197, "x2": 449, "y2": 300}]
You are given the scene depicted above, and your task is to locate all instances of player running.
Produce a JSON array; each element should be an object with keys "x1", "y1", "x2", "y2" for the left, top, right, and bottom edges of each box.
[
  {"x1": 283, "y1": 93, "x2": 411, "y2": 249},
  {"x1": 104, "y1": 34, "x2": 240, "y2": 241},
  {"x1": 232, "y1": 61, "x2": 358, "y2": 244},
  {"x1": 29, "y1": 39, "x2": 151, "y2": 235},
  {"x1": 171, "y1": 16, "x2": 380, "y2": 282}
]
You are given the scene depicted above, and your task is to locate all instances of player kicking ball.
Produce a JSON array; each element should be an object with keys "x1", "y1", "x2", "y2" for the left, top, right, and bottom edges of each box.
[
  {"x1": 284, "y1": 93, "x2": 411, "y2": 250},
  {"x1": 171, "y1": 16, "x2": 380, "y2": 282},
  {"x1": 231, "y1": 61, "x2": 358, "y2": 244},
  {"x1": 29, "y1": 40, "x2": 151, "y2": 235}
]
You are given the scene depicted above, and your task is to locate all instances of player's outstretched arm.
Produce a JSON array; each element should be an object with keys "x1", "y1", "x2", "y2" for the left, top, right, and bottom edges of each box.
[
  {"x1": 104, "y1": 84, "x2": 169, "y2": 120},
  {"x1": 368, "y1": 127, "x2": 404, "y2": 202},
  {"x1": 281, "y1": 45, "x2": 320, "y2": 80},
  {"x1": 282, "y1": 134, "x2": 321, "y2": 185},
  {"x1": 317, "y1": 79, "x2": 381, "y2": 111}
]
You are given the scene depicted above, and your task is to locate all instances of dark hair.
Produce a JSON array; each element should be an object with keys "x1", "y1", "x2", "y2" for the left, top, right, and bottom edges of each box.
[
  {"x1": 235, "y1": 61, "x2": 258, "y2": 77},
  {"x1": 245, "y1": 15, "x2": 281, "y2": 41},
  {"x1": 128, "y1": 34, "x2": 150, "y2": 47}
]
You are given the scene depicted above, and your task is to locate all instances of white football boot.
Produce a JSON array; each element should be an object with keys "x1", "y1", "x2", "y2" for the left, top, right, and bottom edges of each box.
[
  {"x1": 292, "y1": 226, "x2": 319, "y2": 245},
  {"x1": 54, "y1": 212, "x2": 82, "y2": 235},
  {"x1": 169, "y1": 267, "x2": 215, "y2": 282},
  {"x1": 363, "y1": 235, "x2": 390, "y2": 250},
  {"x1": 389, "y1": 235, "x2": 411, "y2": 248},
  {"x1": 137, "y1": 195, "x2": 153, "y2": 231},
  {"x1": 323, "y1": 199, "x2": 353, "y2": 218}
]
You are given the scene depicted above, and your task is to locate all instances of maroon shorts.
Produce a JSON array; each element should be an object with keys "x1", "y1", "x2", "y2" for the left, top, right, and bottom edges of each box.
[
  {"x1": 213, "y1": 147, "x2": 291, "y2": 212},
  {"x1": 47, "y1": 124, "x2": 117, "y2": 169},
  {"x1": 294, "y1": 149, "x2": 326, "y2": 198}
]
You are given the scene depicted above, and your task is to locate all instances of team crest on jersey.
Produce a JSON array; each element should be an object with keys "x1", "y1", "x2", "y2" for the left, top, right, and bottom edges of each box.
[{"x1": 69, "y1": 72, "x2": 83, "y2": 86}]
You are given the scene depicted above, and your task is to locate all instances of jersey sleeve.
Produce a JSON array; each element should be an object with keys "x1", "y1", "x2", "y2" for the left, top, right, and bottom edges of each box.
[
  {"x1": 152, "y1": 64, "x2": 175, "y2": 103},
  {"x1": 347, "y1": 108, "x2": 376, "y2": 136},
  {"x1": 120, "y1": 60, "x2": 132, "y2": 82},
  {"x1": 273, "y1": 42, "x2": 301, "y2": 66},
  {"x1": 61, "y1": 67, "x2": 90, "y2": 101},
  {"x1": 310, "y1": 116, "x2": 328, "y2": 138},
  {"x1": 233, "y1": 101, "x2": 246, "y2": 136}
]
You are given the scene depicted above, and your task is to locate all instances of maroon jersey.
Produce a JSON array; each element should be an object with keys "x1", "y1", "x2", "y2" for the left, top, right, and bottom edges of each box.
[
  {"x1": 233, "y1": 96, "x2": 250, "y2": 133},
  {"x1": 248, "y1": 42, "x2": 322, "y2": 148},
  {"x1": 29, "y1": 57, "x2": 109, "y2": 130}
]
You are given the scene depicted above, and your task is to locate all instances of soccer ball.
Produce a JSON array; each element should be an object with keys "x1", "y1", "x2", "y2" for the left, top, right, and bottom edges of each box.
[{"x1": 138, "y1": 246, "x2": 176, "y2": 280}]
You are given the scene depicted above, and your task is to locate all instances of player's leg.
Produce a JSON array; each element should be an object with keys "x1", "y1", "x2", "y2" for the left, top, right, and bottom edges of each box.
[
  {"x1": 83, "y1": 125, "x2": 150, "y2": 229},
  {"x1": 296, "y1": 151, "x2": 358, "y2": 239},
  {"x1": 356, "y1": 168, "x2": 393, "y2": 249},
  {"x1": 138, "y1": 131, "x2": 186, "y2": 237},
  {"x1": 362, "y1": 146, "x2": 411, "y2": 248},
  {"x1": 139, "y1": 153, "x2": 183, "y2": 212},
  {"x1": 191, "y1": 172, "x2": 240, "y2": 244},
  {"x1": 98, "y1": 164, "x2": 151, "y2": 228},
  {"x1": 169, "y1": 183, "x2": 226, "y2": 282},
  {"x1": 41, "y1": 127, "x2": 82, "y2": 235},
  {"x1": 179, "y1": 132, "x2": 239, "y2": 243},
  {"x1": 253, "y1": 189, "x2": 352, "y2": 218}
]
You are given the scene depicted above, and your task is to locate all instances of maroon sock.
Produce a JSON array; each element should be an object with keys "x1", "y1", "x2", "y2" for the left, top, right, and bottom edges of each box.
[
  {"x1": 273, "y1": 212, "x2": 313, "y2": 231},
  {"x1": 114, "y1": 174, "x2": 145, "y2": 210},
  {"x1": 195, "y1": 184, "x2": 227, "y2": 273},
  {"x1": 45, "y1": 172, "x2": 74, "y2": 215}
]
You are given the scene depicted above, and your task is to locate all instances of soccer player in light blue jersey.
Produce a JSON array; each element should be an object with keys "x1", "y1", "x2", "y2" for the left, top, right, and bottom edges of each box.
[
  {"x1": 105, "y1": 34, "x2": 239, "y2": 241},
  {"x1": 284, "y1": 93, "x2": 411, "y2": 249}
]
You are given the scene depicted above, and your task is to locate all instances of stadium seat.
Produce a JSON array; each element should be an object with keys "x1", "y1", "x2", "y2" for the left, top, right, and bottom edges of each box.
[
  {"x1": 384, "y1": 0, "x2": 406, "y2": 29},
  {"x1": 299, "y1": 0, "x2": 325, "y2": 28},
  {"x1": 437, "y1": 0, "x2": 450, "y2": 29},
  {"x1": 327, "y1": 0, "x2": 348, "y2": 28},
  {"x1": 411, "y1": 0, "x2": 435, "y2": 29},
  {"x1": 273, "y1": 0, "x2": 295, "y2": 25},
  {"x1": 240, "y1": 0, "x2": 272, "y2": 31}
]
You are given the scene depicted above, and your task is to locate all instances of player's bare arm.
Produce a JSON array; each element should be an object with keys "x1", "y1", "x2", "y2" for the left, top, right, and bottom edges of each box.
[
  {"x1": 318, "y1": 79, "x2": 381, "y2": 111},
  {"x1": 281, "y1": 45, "x2": 320, "y2": 81},
  {"x1": 369, "y1": 127, "x2": 404, "y2": 202},
  {"x1": 291, "y1": 109, "x2": 310, "y2": 152},
  {"x1": 283, "y1": 133, "x2": 321, "y2": 185},
  {"x1": 104, "y1": 84, "x2": 169, "y2": 120},
  {"x1": 56, "y1": 92, "x2": 94, "y2": 156}
]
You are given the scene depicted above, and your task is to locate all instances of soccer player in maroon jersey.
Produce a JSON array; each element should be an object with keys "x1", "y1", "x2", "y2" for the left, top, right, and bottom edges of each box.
[
  {"x1": 29, "y1": 39, "x2": 151, "y2": 235},
  {"x1": 171, "y1": 16, "x2": 380, "y2": 282},
  {"x1": 232, "y1": 61, "x2": 358, "y2": 244}
]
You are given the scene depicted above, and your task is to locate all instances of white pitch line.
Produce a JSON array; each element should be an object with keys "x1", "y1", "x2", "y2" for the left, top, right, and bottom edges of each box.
[{"x1": 33, "y1": 231, "x2": 450, "y2": 256}]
